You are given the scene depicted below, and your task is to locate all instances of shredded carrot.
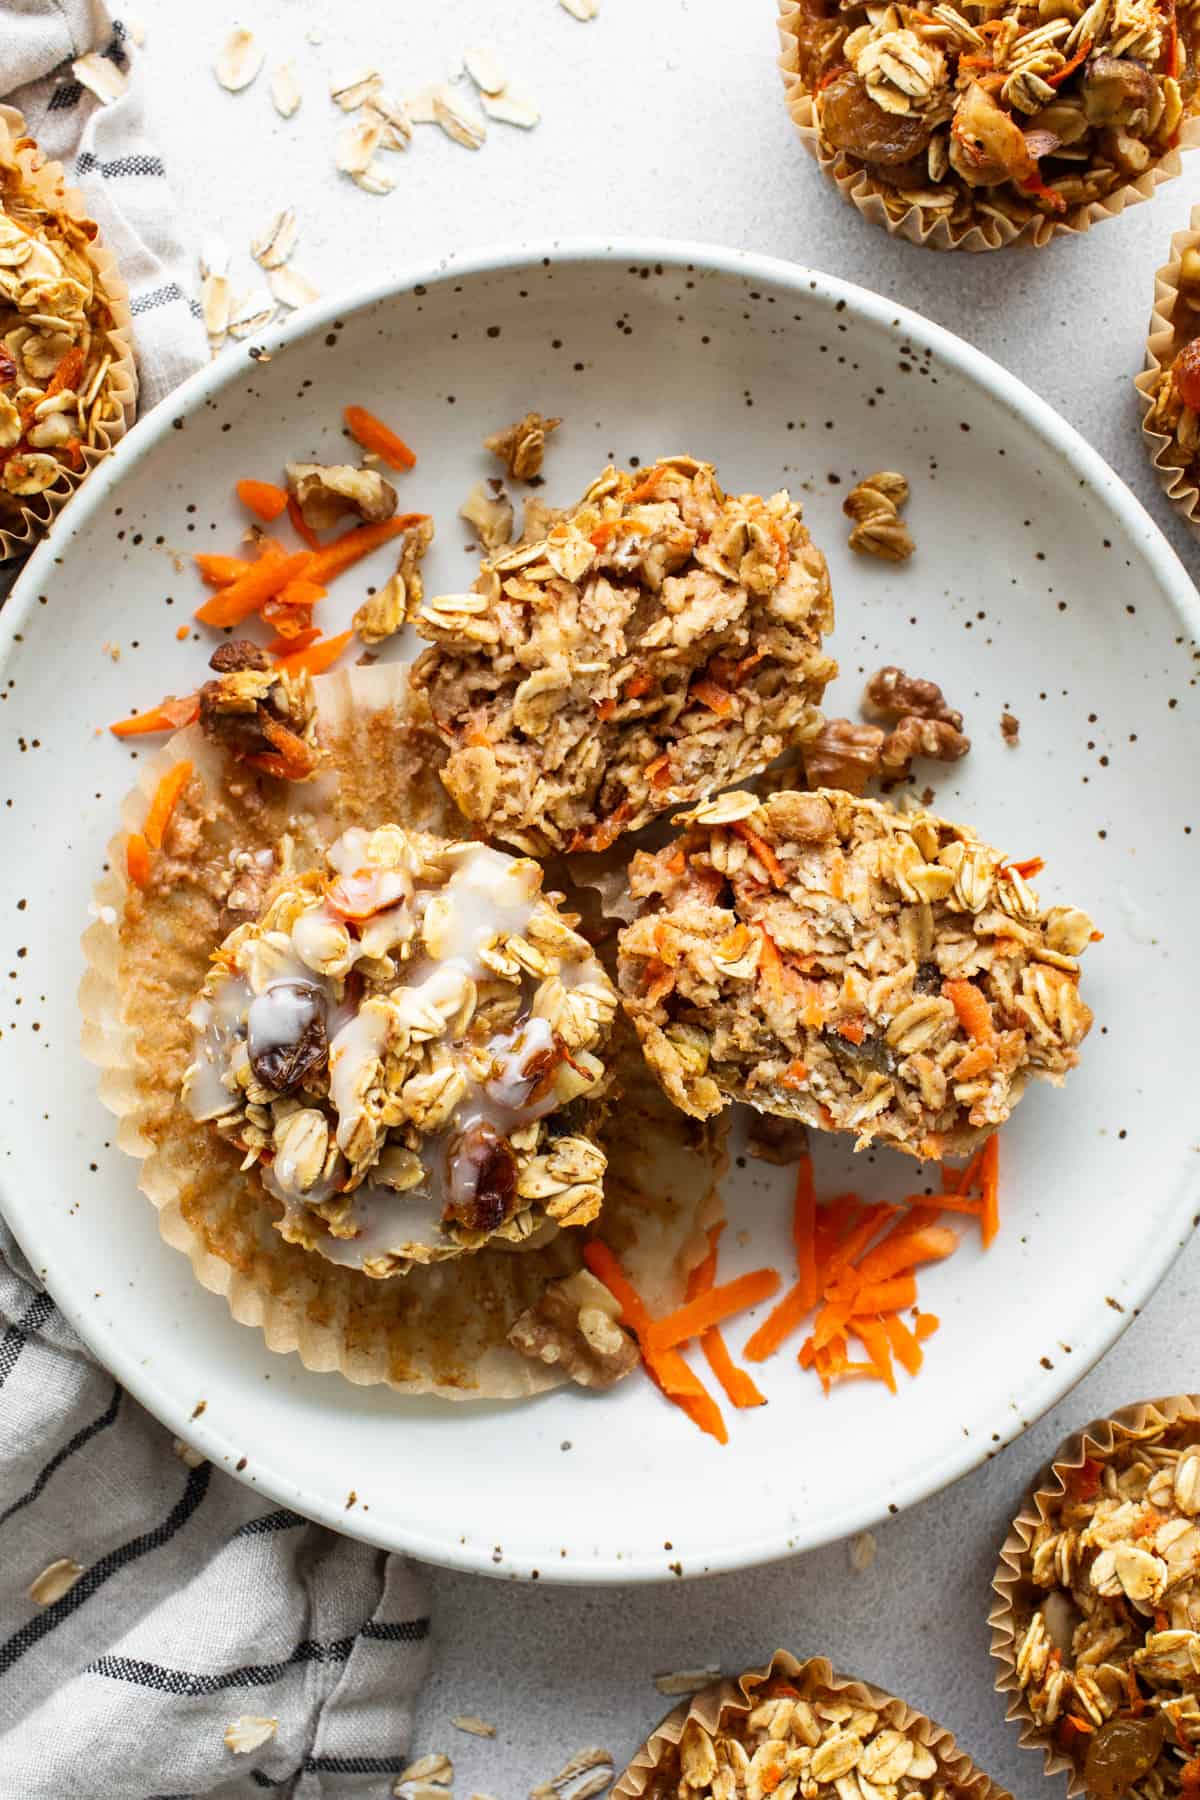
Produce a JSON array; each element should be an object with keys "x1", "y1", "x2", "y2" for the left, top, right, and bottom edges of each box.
[
  {"x1": 236, "y1": 478, "x2": 288, "y2": 522},
  {"x1": 174, "y1": 624, "x2": 190, "y2": 641},
  {"x1": 126, "y1": 832, "x2": 152, "y2": 886},
  {"x1": 45, "y1": 347, "x2": 85, "y2": 400},
  {"x1": 1047, "y1": 38, "x2": 1090, "y2": 84},
  {"x1": 944, "y1": 978, "x2": 995, "y2": 1043},
  {"x1": 644, "y1": 1269, "x2": 782, "y2": 1350},
  {"x1": 849, "y1": 1317, "x2": 897, "y2": 1394},
  {"x1": 266, "y1": 627, "x2": 321, "y2": 657},
  {"x1": 274, "y1": 575, "x2": 327, "y2": 609},
  {"x1": 756, "y1": 925, "x2": 786, "y2": 999},
  {"x1": 1005, "y1": 856, "x2": 1046, "y2": 880},
  {"x1": 595, "y1": 697, "x2": 616, "y2": 722},
  {"x1": 779, "y1": 1059, "x2": 809, "y2": 1089},
  {"x1": 274, "y1": 628, "x2": 355, "y2": 678},
  {"x1": 730, "y1": 820, "x2": 785, "y2": 889},
  {"x1": 744, "y1": 1282, "x2": 810, "y2": 1362},
  {"x1": 344, "y1": 404, "x2": 417, "y2": 471},
  {"x1": 261, "y1": 600, "x2": 314, "y2": 639},
  {"x1": 689, "y1": 677, "x2": 736, "y2": 719},
  {"x1": 624, "y1": 672, "x2": 653, "y2": 700},
  {"x1": 286, "y1": 495, "x2": 321, "y2": 550},
  {"x1": 583, "y1": 1241, "x2": 727, "y2": 1441},
  {"x1": 109, "y1": 694, "x2": 199, "y2": 737},
  {"x1": 855, "y1": 1224, "x2": 958, "y2": 1287},
  {"x1": 909, "y1": 1191, "x2": 984, "y2": 1216},
  {"x1": 834, "y1": 1276, "x2": 918, "y2": 1315},
  {"x1": 582, "y1": 1241, "x2": 650, "y2": 1331},
  {"x1": 143, "y1": 760, "x2": 193, "y2": 850},
  {"x1": 979, "y1": 1133, "x2": 1000, "y2": 1248},
  {"x1": 194, "y1": 552, "x2": 253, "y2": 587},
  {"x1": 590, "y1": 516, "x2": 651, "y2": 550},
  {"x1": 824, "y1": 1203, "x2": 902, "y2": 1283},
  {"x1": 702, "y1": 1329, "x2": 767, "y2": 1408},
  {"x1": 194, "y1": 549, "x2": 311, "y2": 628},
  {"x1": 644, "y1": 752, "x2": 673, "y2": 789},
  {"x1": 306, "y1": 515, "x2": 424, "y2": 584},
  {"x1": 914, "y1": 1313, "x2": 940, "y2": 1342},
  {"x1": 882, "y1": 1312, "x2": 923, "y2": 1377},
  {"x1": 671, "y1": 1382, "x2": 729, "y2": 1444}
]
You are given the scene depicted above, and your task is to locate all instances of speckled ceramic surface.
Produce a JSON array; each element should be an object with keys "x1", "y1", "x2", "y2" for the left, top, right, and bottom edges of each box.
[{"x1": 1, "y1": 241, "x2": 1197, "y2": 1582}]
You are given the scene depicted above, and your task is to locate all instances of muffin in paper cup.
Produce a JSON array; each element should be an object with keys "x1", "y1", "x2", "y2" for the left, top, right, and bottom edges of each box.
[
  {"x1": 614, "y1": 1649, "x2": 1012, "y2": 1799},
  {"x1": 0, "y1": 105, "x2": 137, "y2": 561},
  {"x1": 79, "y1": 664, "x2": 725, "y2": 1400},
  {"x1": 777, "y1": 0, "x2": 1200, "y2": 253},
  {"x1": 1136, "y1": 206, "x2": 1200, "y2": 529},
  {"x1": 989, "y1": 1394, "x2": 1200, "y2": 1798}
]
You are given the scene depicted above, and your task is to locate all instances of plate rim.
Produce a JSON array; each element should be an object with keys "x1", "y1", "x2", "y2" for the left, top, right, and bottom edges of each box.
[{"x1": 2, "y1": 233, "x2": 1198, "y2": 1583}]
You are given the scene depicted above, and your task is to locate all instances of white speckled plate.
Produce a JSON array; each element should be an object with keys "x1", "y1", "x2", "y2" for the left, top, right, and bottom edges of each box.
[{"x1": 1, "y1": 241, "x2": 1198, "y2": 1583}]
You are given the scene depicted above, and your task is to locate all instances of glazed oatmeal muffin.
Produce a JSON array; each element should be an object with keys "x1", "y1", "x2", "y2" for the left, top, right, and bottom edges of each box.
[
  {"x1": 0, "y1": 107, "x2": 135, "y2": 557},
  {"x1": 994, "y1": 1399, "x2": 1200, "y2": 1800},
  {"x1": 616, "y1": 786, "x2": 1096, "y2": 1156},
  {"x1": 410, "y1": 454, "x2": 836, "y2": 856},
  {"x1": 185, "y1": 821, "x2": 620, "y2": 1275},
  {"x1": 779, "y1": 0, "x2": 1200, "y2": 250},
  {"x1": 615, "y1": 1651, "x2": 1009, "y2": 1800}
]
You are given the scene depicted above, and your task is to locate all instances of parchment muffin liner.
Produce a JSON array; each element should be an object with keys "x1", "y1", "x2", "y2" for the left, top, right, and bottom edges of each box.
[
  {"x1": 987, "y1": 1392, "x2": 1200, "y2": 1794},
  {"x1": 1135, "y1": 205, "x2": 1200, "y2": 529},
  {"x1": 79, "y1": 664, "x2": 725, "y2": 1400},
  {"x1": 776, "y1": 2, "x2": 1200, "y2": 252},
  {"x1": 0, "y1": 105, "x2": 137, "y2": 562},
  {"x1": 613, "y1": 1650, "x2": 1012, "y2": 1799}
]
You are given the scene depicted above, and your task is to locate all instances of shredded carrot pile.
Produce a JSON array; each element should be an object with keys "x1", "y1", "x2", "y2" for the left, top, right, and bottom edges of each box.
[{"x1": 742, "y1": 1141, "x2": 1000, "y2": 1394}]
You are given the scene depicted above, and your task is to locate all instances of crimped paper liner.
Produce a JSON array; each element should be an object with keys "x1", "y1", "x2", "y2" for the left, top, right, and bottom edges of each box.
[
  {"x1": 79, "y1": 664, "x2": 725, "y2": 1400},
  {"x1": 987, "y1": 1392, "x2": 1200, "y2": 1794},
  {"x1": 1135, "y1": 204, "x2": 1200, "y2": 529},
  {"x1": 614, "y1": 1650, "x2": 1012, "y2": 1799},
  {"x1": 776, "y1": 3, "x2": 1200, "y2": 252},
  {"x1": 0, "y1": 105, "x2": 138, "y2": 562}
]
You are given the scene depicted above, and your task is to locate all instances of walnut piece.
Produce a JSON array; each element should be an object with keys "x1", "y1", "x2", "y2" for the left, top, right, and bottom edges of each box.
[
  {"x1": 507, "y1": 1268, "x2": 638, "y2": 1388},
  {"x1": 285, "y1": 460, "x2": 397, "y2": 529},
  {"x1": 879, "y1": 714, "x2": 970, "y2": 772},
  {"x1": 863, "y1": 664, "x2": 963, "y2": 730},
  {"x1": 483, "y1": 409, "x2": 561, "y2": 481},
  {"x1": 802, "y1": 718, "x2": 884, "y2": 795}
]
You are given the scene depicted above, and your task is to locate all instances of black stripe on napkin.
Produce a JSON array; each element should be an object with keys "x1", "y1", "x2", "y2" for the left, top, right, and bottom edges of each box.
[
  {"x1": 0, "y1": 1464, "x2": 211, "y2": 1676},
  {"x1": 0, "y1": 1381, "x2": 122, "y2": 1528},
  {"x1": 360, "y1": 1617, "x2": 431, "y2": 1644},
  {"x1": 0, "y1": 1291, "x2": 56, "y2": 1390},
  {"x1": 232, "y1": 1508, "x2": 307, "y2": 1537},
  {"x1": 129, "y1": 282, "x2": 204, "y2": 321},
  {"x1": 75, "y1": 150, "x2": 166, "y2": 179},
  {"x1": 88, "y1": 1634, "x2": 358, "y2": 1696}
]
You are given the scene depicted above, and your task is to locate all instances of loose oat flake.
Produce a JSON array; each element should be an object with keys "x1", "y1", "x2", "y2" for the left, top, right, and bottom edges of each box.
[
  {"x1": 28, "y1": 1558, "x2": 84, "y2": 1606},
  {"x1": 364, "y1": 94, "x2": 413, "y2": 151},
  {"x1": 330, "y1": 69, "x2": 383, "y2": 111},
  {"x1": 224, "y1": 1715, "x2": 277, "y2": 1755},
  {"x1": 268, "y1": 266, "x2": 319, "y2": 310},
  {"x1": 270, "y1": 61, "x2": 301, "y2": 117},
  {"x1": 463, "y1": 44, "x2": 508, "y2": 94},
  {"x1": 850, "y1": 1529, "x2": 878, "y2": 1571},
  {"x1": 481, "y1": 92, "x2": 541, "y2": 129},
  {"x1": 226, "y1": 288, "x2": 275, "y2": 337},
  {"x1": 405, "y1": 86, "x2": 441, "y2": 124},
  {"x1": 452, "y1": 1714, "x2": 498, "y2": 1737},
  {"x1": 559, "y1": 0, "x2": 600, "y2": 17},
  {"x1": 72, "y1": 51, "x2": 129, "y2": 105},
  {"x1": 654, "y1": 1666, "x2": 722, "y2": 1696},
  {"x1": 353, "y1": 163, "x2": 396, "y2": 195},
  {"x1": 433, "y1": 89, "x2": 487, "y2": 149},
  {"x1": 396, "y1": 1752, "x2": 454, "y2": 1785},
  {"x1": 172, "y1": 1436, "x2": 206, "y2": 1468},
  {"x1": 214, "y1": 28, "x2": 263, "y2": 92},
  {"x1": 251, "y1": 208, "x2": 298, "y2": 270},
  {"x1": 530, "y1": 1746, "x2": 614, "y2": 1800},
  {"x1": 336, "y1": 114, "x2": 385, "y2": 175}
]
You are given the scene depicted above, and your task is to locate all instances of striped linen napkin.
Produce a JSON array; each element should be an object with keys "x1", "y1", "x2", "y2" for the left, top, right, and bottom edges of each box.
[{"x1": 0, "y1": 8, "x2": 433, "y2": 1795}]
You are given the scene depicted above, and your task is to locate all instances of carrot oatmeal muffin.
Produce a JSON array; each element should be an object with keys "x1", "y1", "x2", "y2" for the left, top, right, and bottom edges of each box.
[
  {"x1": 1005, "y1": 1407, "x2": 1200, "y2": 1799},
  {"x1": 616, "y1": 786, "x2": 1095, "y2": 1156},
  {"x1": 781, "y1": 0, "x2": 1197, "y2": 245},
  {"x1": 185, "y1": 821, "x2": 620, "y2": 1275},
  {"x1": 410, "y1": 454, "x2": 836, "y2": 856},
  {"x1": 1141, "y1": 231, "x2": 1200, "y2": 513}
]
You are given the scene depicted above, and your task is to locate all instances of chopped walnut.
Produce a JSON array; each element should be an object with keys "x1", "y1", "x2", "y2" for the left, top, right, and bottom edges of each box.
[
  {"x1": 863, "y1": 665, "x2": 963, "y2": 731},
  {"x1": 483, "y1": 409, "x2": 561, "y2": 481},
  {"x1": 507, "y1": 1268, "x2": 638, "y2": 1388},
  {"x1": 802, "y1": 718, "x2": 884, "y2": 795},
  {"x1": 353, "y1": 515, "x2": 434, "y2": 644},
  {"x1": 1001, "y1": 710, "x2": 1021, "y2": 743},
  {"x1": 285, "y1": 460, "x2": 397, "y2": 529},
  {"x1": 198, "y1": 641, "x2": 320, "y2": 780},
  {"x1": 879, "y1": 714, "x2": 970, "y2": 772},
  {"x1": 844, "y1": 471, "x2": 914, "y2": 561}
]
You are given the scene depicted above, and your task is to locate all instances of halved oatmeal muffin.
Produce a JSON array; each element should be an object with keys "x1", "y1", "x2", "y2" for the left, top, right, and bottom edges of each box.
[
  {"x1": 184, "y1": 820, "x2": 620, "y2": 1275},
  {"x1": 410, "y1": 454, "x2": 836, "y2": 856},
  {"x1": 616, "y1": 786, "x2": 1095, "y2": 1157}
]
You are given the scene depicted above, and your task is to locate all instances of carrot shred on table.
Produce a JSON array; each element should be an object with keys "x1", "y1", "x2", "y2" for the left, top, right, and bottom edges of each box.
[
  {"x1": 979, "y1": 1133, "x2": 1001, "y2": 1248},
  {"x1": 882, "y1": 1312, "x2": 924, "y2": 1376},
  {"x1": 306, "y1": 515, "x2": 424, "y2": 583},
  {"x1": 344, "y1": 404, "x2": 417, "y2": 471},
  {"x1": 703, "y1": 1329, "x2": 767, "y2": 1409},
  {"x1": 826, "y1": 1276, "x2": 918, "y2": 1315},
  {"x1": 944, "y1": 978, "x2": 995, "y2": 1043},
  {"x1": 743, "y1": 1280, "x2": 811, "y2": 1362},
  {"x1": 109, "y1": 694, "x2": 199, "y2": 737},
  {"x1": 914, "y1": 1312, "x2": 940, "y2": 1341},
  {"x1": 730, "y1": 819, "x2": 785, "y2": 888},
  {"x1": 287, "y1": 495, "x2": 321, "y2": 550},
  {"x1": 274, "y1": 628, "x2": 355, "y2": 678},
  {"x1": 194, "y1": 549, "x2": 311, "y2": 628},
  {"x1": 194, "y1": 552, "x2": 253, "y2": 587},
  {"x1": 854, "y1": 1224, "x2": 958, "y2": 1287},
  {"x1": 644, "y1": 1268, "x2": 782, "y2": 1351},
  {"x1": 266, "y1": 627, "x2": 321, "y2": 657},
  {"x1": 126, "y1": 832, "x2": 152, "y2": 886},
  {"x1": 236, "y1": 478, "x2": 288, "y2": 522},
  {"x1": 143, "y1": 759, "x2": 193, "y2": 850},
  {"x1": 849, "y1": 1317, "x2": 897, "y2": 1394},
  {"x1": 275, "y1": 575, "x2": 327, "y2": 609},
  {"x1": 582, "y1": 1240, "x2": 727, "y2": 1441}
]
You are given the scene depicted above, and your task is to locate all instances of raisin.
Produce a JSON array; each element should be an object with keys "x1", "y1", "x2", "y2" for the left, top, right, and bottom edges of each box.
[
  {"x1": 443, "y1": 1121, "x2": 518, "y2": 1234},
  {"x1": 820, "y1": 70, "x2": 934, "y2": 167},
  {"x1": 247, "y1": 983, "x2": 328, "y2": 1093},
  {"x1": 1083, "y1": 1713, "x2": 1164, "y2": 1799},
  {"x1": 1174, "y1": 337, "x2": 1200, "y2": 412}
]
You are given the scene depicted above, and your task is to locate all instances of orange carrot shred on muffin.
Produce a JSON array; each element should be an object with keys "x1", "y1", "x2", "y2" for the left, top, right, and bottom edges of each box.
[
  {"x1": 343, "y1": 404, "x2": 418, "y2": 471},
  {"x1": 143, "y1": 760, "x2": 192, "y2": 850},
  {"x1": 125, "y1": 832, "x2": 151, "y2": 886}
]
